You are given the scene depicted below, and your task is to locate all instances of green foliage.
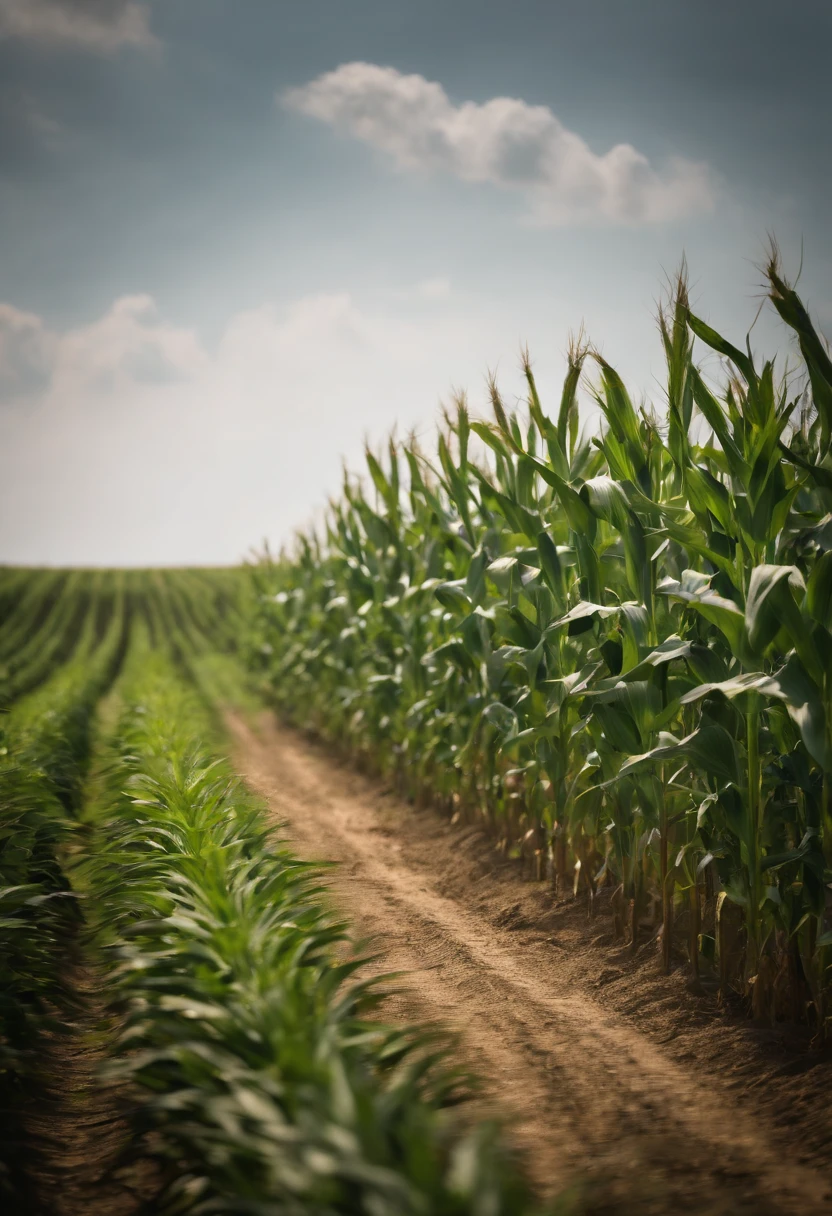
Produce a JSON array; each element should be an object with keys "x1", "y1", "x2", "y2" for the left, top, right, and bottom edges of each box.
[
  {"x1": 86, "y1": 642, "x2": 557, "y2": 1215},
  {"x1": 0, "y1": 580, "x2": 129, "y2": 1199},
  {"x1": 248, "y1": 255, "x2": 832, "y2": 1027}
]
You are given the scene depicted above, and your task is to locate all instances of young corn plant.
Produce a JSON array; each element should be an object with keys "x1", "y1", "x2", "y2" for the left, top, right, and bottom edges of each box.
[
  {"x1": 87, "y1": 637, "x2": 567, "y2": 1215},
  {"x1": 0, "y1": 577, "x2": 129, "y2": 1202}
]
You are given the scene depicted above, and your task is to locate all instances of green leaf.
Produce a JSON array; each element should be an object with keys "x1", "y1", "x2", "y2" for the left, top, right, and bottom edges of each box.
[
  {"x1": 537, "y1": 531, "x2": 566, "y2": 604},
  {"x1": 620, "y1": 636, "x2": 692, "y2": 680},
  {"x1": 549, "y1": 601, "x2": 619, "y2": 631},
  {"x1": 744, "y1": 564, "x2": 804, "y2": 656},
  {"x1": 755, "y1": 655, "x2": 831, "y2": 769},
  {"x1": 687, "y1": 310, "x2": 756, "y2": 385},
  {"x1": 483, "y1": 701, "x2": 519, "y2": 735},
  {"x1": 579, "y1": 476, "x2": 630, "y2": 527},
  {"x1": 614, "y1": 719, "x2": 739, "y2": 786},
  {"x1": 659, "y1": 573, "x2": 746, "y2": 654},
  {"x1": 806, "y1": 550, "x2": 832, "y2": 626},
  {"x1": 767, "y1": 262, "x2": 832, "y2": 452},
  {"x1": 518, "y1": 455, "x2": 597, "y2": 537},
  {"x1": 421, "y1": 640, "x2": 475, "y2": 674},
  {"x1": 679, "y1": 671, "x2": 769, "y2": 706},
  {"x1": 592, "y1": 702, "x2": 644, "y2": 756},
  {"x1": 434, "y1": 582, "x2": 472, "y2": 613}
]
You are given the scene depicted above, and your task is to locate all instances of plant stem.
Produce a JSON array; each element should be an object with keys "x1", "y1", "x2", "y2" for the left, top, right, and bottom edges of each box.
[{"x1": 746, "y1": 706, "x2": 761, "y2": 984}]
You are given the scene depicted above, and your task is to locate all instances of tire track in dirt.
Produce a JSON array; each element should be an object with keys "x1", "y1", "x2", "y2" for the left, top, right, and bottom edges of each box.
[{"x1": 228, "y1": 710, "x2": 832, "y2": 1215}]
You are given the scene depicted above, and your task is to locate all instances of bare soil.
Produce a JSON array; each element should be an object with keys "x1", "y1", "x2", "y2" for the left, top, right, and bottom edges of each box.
[
  {"x1": 228, "y1": 709, "x2": 832, "y2": 1216},
  {"x1": 20, "y1": 965, "x2": 155, "y2": 1216}
]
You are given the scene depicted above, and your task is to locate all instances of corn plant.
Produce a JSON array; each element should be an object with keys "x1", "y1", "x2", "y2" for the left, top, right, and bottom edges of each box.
[
  {"x1": 0, "y1": 578, "x2": 129, "y2": 1201},
  {"x1": 85, "y1": 633, "x2": 564, "y2": 1215},
  {"x1": 248, "y1": 252, "x2": 832, "y2": 1029}
]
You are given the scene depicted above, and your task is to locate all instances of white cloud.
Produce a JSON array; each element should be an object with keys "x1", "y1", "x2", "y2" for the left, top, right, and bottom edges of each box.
[
  {"x1": 52, "y1": 294, "x2": 206, "y2": 396},
  {"x1": 0, "y1": 295, "x2": 204, "y2": 404},
  {"x1": 0, "y1": 0, "x2": 155, "y2": 53},
  {"x1": 2, "y1": 279, "x2": 680, "y2": 566},
  {"x1": 0, "y1": 304, "x2": 56, "y2": 400},
  {"x1": 0, "y1": 284, "x2": 560, "y2": 564},
  {"x1": 283, "y1": 62, "x2": 717, "y2": 226}
]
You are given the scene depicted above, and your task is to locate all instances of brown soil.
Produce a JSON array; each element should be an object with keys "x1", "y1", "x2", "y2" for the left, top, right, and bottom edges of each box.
[
  {"x1": 228, "y1": 709, "x2": 832, "y2": 1216},
  {"x1": 20, "y1": 965, "x2": 155, "y2": 1216}
]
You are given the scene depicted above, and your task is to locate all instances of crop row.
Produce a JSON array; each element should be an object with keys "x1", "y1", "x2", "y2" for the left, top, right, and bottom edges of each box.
[
  {"x1": 248, "y1": 254, "x2": 832, "y2": 1030},
  {"x1": 0, "y1": 569, "x2": 221, "y2": 1204},
  {"x1": 0, "y1": 567, "x2": 245, "y2": 709},
  {"x1": 83, "y1": 626, "x2": 554, "y2": 1215},
  {"x1": 1, "y1": 571, "x2": 554, "y2": 1212},
  {"x1": 0, "y1": 570, "x2": 68, "y2": 664},
  {"x1": 0, "y1": 585, "x2": 129, "y2": 1201}
]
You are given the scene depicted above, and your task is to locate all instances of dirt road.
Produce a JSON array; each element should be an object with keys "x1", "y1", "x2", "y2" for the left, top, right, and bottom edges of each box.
[{"x1": 228, "y1": 710, "x2": 832, "y2": 1215}]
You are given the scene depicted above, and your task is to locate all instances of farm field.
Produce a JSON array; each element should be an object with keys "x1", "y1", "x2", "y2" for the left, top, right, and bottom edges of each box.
[
  {"x1": 0, "y1": 568, "x2": 549, "y2": 1214},
  {"x1": 245, "y1": 260, "x2": 832, "y2": 1209},
  {"x1": 3, "y1": 261, "x2": 832, "y2": 1213}
]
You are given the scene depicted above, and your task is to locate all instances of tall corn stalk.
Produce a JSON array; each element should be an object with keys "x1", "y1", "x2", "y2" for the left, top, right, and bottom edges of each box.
[{"x1": 249, "y1": 253, "x2": 832, "y2": 1030}]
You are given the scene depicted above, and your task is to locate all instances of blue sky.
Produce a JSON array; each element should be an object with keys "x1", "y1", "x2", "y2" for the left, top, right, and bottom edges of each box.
[{"x1": 0, "y1": 0, "x2": 829, "y2": 565}]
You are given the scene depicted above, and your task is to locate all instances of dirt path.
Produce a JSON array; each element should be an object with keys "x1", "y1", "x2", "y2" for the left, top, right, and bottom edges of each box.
[
  {"x1": 228, "y1": 710, "x2": 832, "y2": 1216},
  {"x1": 21, "y1": 964, "x2": 153, "y2": 1216}
]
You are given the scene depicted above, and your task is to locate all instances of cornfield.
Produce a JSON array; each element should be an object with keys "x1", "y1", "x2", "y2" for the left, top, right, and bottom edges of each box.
[
  {"x1": 3, "y1": 248, "x2": 832, "y2": 1213},
  {"x1": 0, "y1": 568, "x2": 558, "y2": 1213},
  {"x1": 248, "y1": 252, "x2": 832, "y2": 1030}
]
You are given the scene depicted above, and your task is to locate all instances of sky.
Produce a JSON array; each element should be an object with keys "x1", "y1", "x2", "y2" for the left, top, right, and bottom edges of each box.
[{"x1": 0, "y1": 0, "x2": 829, "y2": 566}]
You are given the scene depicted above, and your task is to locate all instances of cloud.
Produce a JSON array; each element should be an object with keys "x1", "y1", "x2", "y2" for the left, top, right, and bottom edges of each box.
[
  {"x1": 0, "y1": 284, "x2": 548, "y2": 564},
  {"x1": 0, "y1": 304, "x2": 56, "y2": 400},
  {"x1": 0, "y1": 0, "x2": 155, "y2": 53},
  {"x1": 0, "y1": 294, "x2": 204, "y2": 404},
  {"x1": 283, "y1": 62, "x2": 717, "y2": 226},
  {"x1": 4, "y1": 279, "x2": 687, "y2": 566}
]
